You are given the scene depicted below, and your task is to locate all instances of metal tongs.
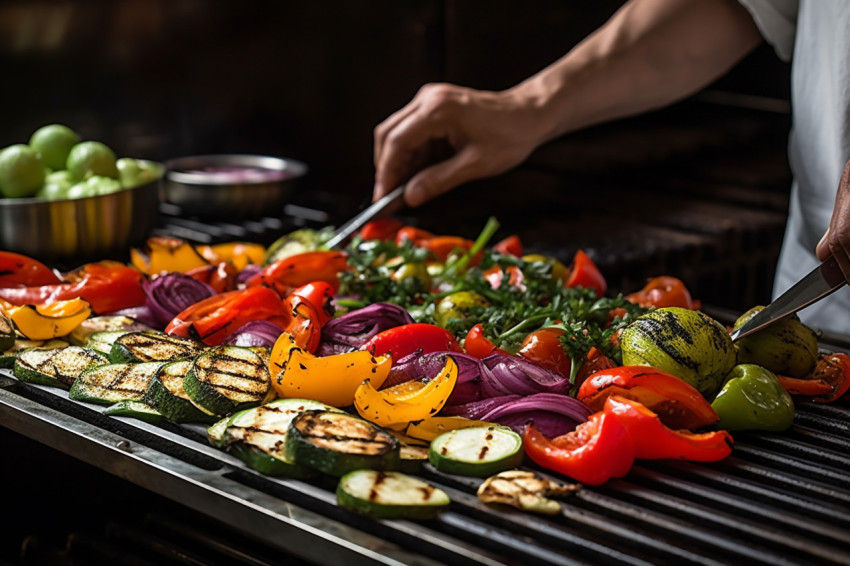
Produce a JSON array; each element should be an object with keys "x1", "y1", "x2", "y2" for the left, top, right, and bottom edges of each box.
[
  {"x1": 729, "y1": 255, "x2": 847, "y2": 341},
  {"x1": 325, "y1": 185, "x2": 406, "y2": 249}
]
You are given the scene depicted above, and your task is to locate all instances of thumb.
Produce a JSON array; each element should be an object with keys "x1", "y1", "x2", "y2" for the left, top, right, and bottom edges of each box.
[
  {"x1": 404, "y1": 149, "x2": 485, "y2": 207},
  {"x1": 816, "y1": 228, "x2": 831, "y2": 261}
]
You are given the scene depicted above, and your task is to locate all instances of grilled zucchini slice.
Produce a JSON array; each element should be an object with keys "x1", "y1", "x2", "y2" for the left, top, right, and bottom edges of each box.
[
  {"x1": 110, "y1": 331, "x2": 205, "y2": 363},
  {"x1": 286, "y1": 410, "x2": 400, "y2": 477},
  {"x1": 103, "y1": 400, "x2": 165, "y2": 424},
  {"x1": 0, "y1": 338, "x2": 68, "y2": 368},
  {"x1": 221, "y1": 398, "x2": 340, "y2": 477},
  {"x1": 337, "y1": 470, "x2": 450, "y2": 519},
  {"x1": 184, "y1": 346, "x2": 270, "y2": 415},
  {"x1": 69, "y1": 315, "x2": 150, "y2": 346},
  {"x1": 69, "y1": 362, "x2": 164, "y2": 405},
  {"x1": 86, "y1": 330, "x2": 133, "y2": 357},
  {"x1": 14, "y1": 346, "x2": 107, "y2": 387},
  {"x1": 429, "y1": 426, "x2": 524, "y2": 477},
  {"x1": 144, "y1": 360, "x2": 218, "y2": 423},
  {"x1": 476, "y1": 470, "x2": 579, "y2": 515}
]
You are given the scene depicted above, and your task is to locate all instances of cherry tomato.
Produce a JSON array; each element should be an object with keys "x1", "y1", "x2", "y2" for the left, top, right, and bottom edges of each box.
[
  {"x1": 464, "y1": 323, "x2": 509, "y2": 359},
  {"x1": 492, "y1": 235, "x2": 523, "y2": 257},
  {"x1": 359, "y1": 219, "x2": 404, "y2": 242},
  {"x1": 625, "y1": 276, "x2": 700, "y2": 310},
  {"x1": 519, "y1": 328, "x2": 571, "y2": 378}
]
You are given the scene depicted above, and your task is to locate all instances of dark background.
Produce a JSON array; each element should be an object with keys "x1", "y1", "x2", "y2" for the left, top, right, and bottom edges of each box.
[{"x1": 0, "y1": 0, "x2": 792, "y2": 308}]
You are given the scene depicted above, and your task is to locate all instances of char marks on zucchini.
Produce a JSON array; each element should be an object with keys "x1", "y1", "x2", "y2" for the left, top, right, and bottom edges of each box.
[
  {"x1": 69, "y1": 362, "x2": 164, "y2": 405},
  {"x1": 14, "y1": 346, "x2": 108, "y2": 387},
  {"x1": 110, "y1": 331, "x2": 205, "y2": 363},
  {"x1": 184, "y1": 346, "x2": 270, "y2": 415}
]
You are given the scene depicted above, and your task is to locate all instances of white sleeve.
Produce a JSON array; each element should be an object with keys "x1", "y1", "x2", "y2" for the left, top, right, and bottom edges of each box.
[{"x1": 737, "y1": 0, "x2": 799, "y2": 61}]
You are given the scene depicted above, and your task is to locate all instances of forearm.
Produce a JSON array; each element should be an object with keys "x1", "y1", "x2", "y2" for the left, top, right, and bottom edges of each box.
[{"x1": 511, "y1": 0, "x2": 763, "y2": 144}]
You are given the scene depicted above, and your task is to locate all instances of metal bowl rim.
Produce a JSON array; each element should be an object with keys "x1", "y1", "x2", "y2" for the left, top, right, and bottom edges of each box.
[{"x1": 164, "y1": 154, "x2": 308, "y2": 186}]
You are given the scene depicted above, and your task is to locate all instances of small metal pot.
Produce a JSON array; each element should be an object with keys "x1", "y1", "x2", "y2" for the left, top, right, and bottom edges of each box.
[
  {"x1": 0, "y1": 161, "x2": 163, "y2": 264},
  {"x1": 162, "y1": 154, "x2": 308, "y2": 218}
]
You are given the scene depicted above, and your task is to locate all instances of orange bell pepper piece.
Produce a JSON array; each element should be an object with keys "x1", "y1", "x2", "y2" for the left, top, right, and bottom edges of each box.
[
  {"x1": 6, "y1": 297, "x2": 92, "y2": 340},
  {"x1": 131, "y1": 237, "x2": 210, "y2": 276}
]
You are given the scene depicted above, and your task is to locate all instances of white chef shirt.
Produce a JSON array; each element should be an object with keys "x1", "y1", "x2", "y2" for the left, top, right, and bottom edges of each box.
[{"x1": 738, "y1": 0, "x2": 850, "y2": 335}]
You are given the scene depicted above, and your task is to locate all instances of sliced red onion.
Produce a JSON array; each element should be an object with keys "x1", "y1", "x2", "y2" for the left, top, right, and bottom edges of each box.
[
  {"x1": 144, "y1": 273, "x2": 216, "y2": 327},
  {"x1": 382, "y1": 351, "x2": 483, "y2": 405},
  {"x1": 224, "y1": 320, "x2": 284, "y2": 348},
  {"x1": 441, "y1": 395, "x2": 523, "y2": 420},
  {"x1": 317, "y1": 302, "x2": 414, "y2": 356},
  {"x1": 107, "y1": 305, "x2": 160, "y2": 329},
  {"x1": 480, "y1": 354, "x2": 571, "y2": 397},
  {"x1": 477, "y1": 392, "x2": 592, "y2": 436},
  {"x1": 236, "y1": 264, "x2": 263, "y2": 287}
]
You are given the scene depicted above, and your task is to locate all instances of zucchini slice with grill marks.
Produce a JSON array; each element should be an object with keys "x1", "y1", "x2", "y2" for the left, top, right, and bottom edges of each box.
[
  {"x1": 222, "y1": 398, "x2": 340, "y2": 477},
  {"x1": 69, "y1": 315, "x2": 150, "y2": 346},
  {"x1": 286, "y1": 410, "x2": 400, "y2": 476},
  {"x1": 69, "y1": 361, "x2": 164, "y2": 405},
  {"x1": 87, "y1": 330, "x2": 133, "y2": 357},
  {"x1": 429, "y1": 425, "x2": 524, "y2": 478},
  {"x1": 14, "y1": 346, "x2": 108, "y2": 388},
  {"x1": 476, "y1": 470, "x2": 579, "y2": 515},
  {"x1": 184, "y1": 346, "x2": 270, "y2": 415},
  {"x1": 0, "y1": 310, "x2": 14, "y2": 351},
  {"x1": 103, "y1": 400, "x2": 164, "y2": 424},
  {"x1": 0, "y1": 338, "x2": 68, "y2": 369},
  {"x1": 110, "y1": 331, "x2": 205, "y2": 363},
  {"x1": 337, "y1": 470, "x2": 450, "y2": 519},
  {"x1": 144, "y1": 360, "x2": 218, "y2": 423}
]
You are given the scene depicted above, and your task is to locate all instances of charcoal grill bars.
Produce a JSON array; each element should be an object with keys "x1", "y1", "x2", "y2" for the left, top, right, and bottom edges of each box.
[{"x1": 0, "y1": 369, "x2": 848, "y2": 566}]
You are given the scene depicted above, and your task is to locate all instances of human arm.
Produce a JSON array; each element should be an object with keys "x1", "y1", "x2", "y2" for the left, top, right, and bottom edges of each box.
[
  {"x1": 816, "y1": 160, "x2": 850, "y2": 280},
  {"x1": 373, "y1": 0, "x2": 763, "y2": 206}
]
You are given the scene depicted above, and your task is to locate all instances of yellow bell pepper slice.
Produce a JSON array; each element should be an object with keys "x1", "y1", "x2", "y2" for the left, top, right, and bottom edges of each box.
[
  {"x1": 354, "y1": 355, "x2": 458, "y2": 428},
  {"x1": 8, "y1": 297, "x2": 92, "y2": 340},
  {"x1": 404, "y1": 416, "x2": 497, "y2": 443},
  {"x1": 199, "y1": 242, "x2": 266, "y2": 271},
  {"x1": 269, "y1": 331, "x2": 391, "y2": 407},
  {"x1": 131, "y1": 237, "x2": 209, "y2": 275}
]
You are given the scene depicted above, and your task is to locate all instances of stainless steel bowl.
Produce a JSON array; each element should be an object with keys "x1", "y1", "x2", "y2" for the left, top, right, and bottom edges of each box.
[
  {"x1": 162, "y1": 154, "x2": 308, "y2": 218},
  {"x1": 0, "y1": 161, "x2": 163, "y2": 264}
]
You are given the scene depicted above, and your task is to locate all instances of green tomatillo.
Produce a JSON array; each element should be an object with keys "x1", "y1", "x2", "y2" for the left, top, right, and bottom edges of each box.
[{"x1": 711, "y1": 364, "x2": 794, "y2": 432}]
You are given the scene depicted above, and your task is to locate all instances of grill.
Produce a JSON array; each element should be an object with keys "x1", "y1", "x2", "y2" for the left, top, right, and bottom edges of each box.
[{"x1": 1, "y1": 341, "x2": 848, "y2": 566}]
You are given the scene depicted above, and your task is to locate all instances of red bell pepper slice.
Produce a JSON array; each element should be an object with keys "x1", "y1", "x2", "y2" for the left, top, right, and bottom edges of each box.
[
  {"x1": 801, "y1": 353, "x2": 850, "y2": 402},
  {"x1": 776, "y1": 376, "x2": 833, "y2": 397},
  {"x1": 359, "y1": 219, "x2": 404, "y2": 242},
  {"x1": 362, "y1": 323, "x2": 463, "y2": 360},
  {"x1": 603, "y1": 395, "x2": 733, "y2": 462},
  {"x1": 420, "y1": 236, "x2": 477, "y2": 263},
  {"x1": 0, "y1": 260, "x2": 146, "y2": 315},
  {"x1": 289, "y1": 281, "x2": 335, "y2": 327},
  {"x1": 625, "y1": 276, "x2": 701, "y2": 310},
  {"x1": 166, "y1": 286, "x2": 289, "y2": 346},
  {"x1": 282, "y1": 292, "x2": 323, "y2": 353},
  {"x1": 246, "y1": 251, "x2": 348, "y2": 294},
  {"x1": 523, "y1": 412, "x2": 635, "y2": 486},
  {"x1": 0, "y1": 251, "x2": 61, "y2": 288},
  {"x1": 565, "y1": 250, "x2": 607, "y2": 298},
  {"x1": 492, "y1": 234, "x2": 523, "y2": 257},
  {"x1": 185, "y1": 261, "x2": 238, "y2": 293},
  {"x1": 464, "y1": 323, "x2": 510, "y2": 359},
  {"x1": 577, "y1": 365, "x2": 719, "y2": 430}
]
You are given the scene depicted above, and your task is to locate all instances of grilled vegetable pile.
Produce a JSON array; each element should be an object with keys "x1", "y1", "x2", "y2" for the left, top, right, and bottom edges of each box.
[{"x1": 1, "y1": 217, "x2": 848, "y2": 520}]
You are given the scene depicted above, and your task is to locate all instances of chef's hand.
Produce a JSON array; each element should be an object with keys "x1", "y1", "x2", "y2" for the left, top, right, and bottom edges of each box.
[
  {"x1": 817, "y1": 159, "x2": 850, "y2": 280},
  {"x1": 373, "y1": 83, "x2": 546, "y2": 207}
]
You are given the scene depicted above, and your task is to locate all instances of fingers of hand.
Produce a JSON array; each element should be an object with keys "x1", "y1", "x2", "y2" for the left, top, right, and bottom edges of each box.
[{"x1": 404, "y1": 147, "x2": 490, "y2": 207}]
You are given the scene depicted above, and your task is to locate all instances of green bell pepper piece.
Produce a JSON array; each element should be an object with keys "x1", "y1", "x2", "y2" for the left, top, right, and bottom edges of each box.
[{"x1": 712, "y1": 364, "x2": 794, "y2": 432}]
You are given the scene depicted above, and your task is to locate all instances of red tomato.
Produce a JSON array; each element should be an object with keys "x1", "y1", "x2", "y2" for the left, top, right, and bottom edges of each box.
[
  {"x1": 806, "y1": 353, "x2": 850, "y2": 403},
  {"x1": 483, "y1": 265, "x2": 524, "y2": 290},
  {"x1": 395, "y1": 226, "x2": 436, "y2": 247},
  {"x1": 577, "y1": 365, "x2": 719, "y2": 430},
  {"x1": 524, "y1": 413, "x2": 635, "y2": 486},
  {"x1": 565, "y1": 250, "x2": 607, "y2": 298},
  {"x1": 625, "y1": 276, "x2": 700, "y2": 310},
  {"x1": 603, "y1": 396, "x2": 733, "y2": 462},
  {"x1": 420, "y1": 236, "x2": 476, "y2": 263},
  {"x1": 362, "y1": 323, "x2": 463, "y2": 360},
  {"x1": 0, "y1": 252, "x2": 61, "y2": 288},
  {"x1": 464, "y1": 323, "x2": 509, "y2": 359},
  {"x1": 359, "y1": 219, "x2": 404, "y2": 242},
  {"x1": 492, "y1": 235, "x2": 523, "y2": 257},
  {"x1": 519, "y1": 328, "x2": 571, "y2": 378}
]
